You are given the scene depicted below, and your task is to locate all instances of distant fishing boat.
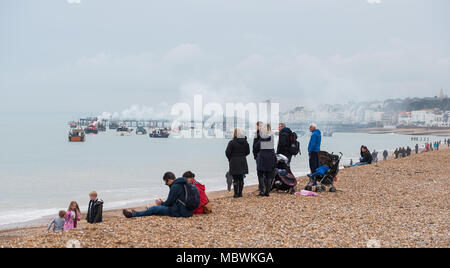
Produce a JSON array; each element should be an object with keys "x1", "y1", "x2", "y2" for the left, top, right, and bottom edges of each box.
[
  {"x1": 117, "y1": 126, "x2": 133, "y2": 136},
  {"x1": 84, "y1": 124, "x2": 99, "y2": 134},
  {"x1": 136, "y1": 126, "x2": 148, "y2": 135},
  {"x1": 149, "y1": 128, "x2": 170, "y2": 138},
  {"x1": 109, "y1": 121, "x2": 120, "y2": 130},
  {"x1": 97, "y1": 121, "x2": 107, "y2": 132},
  {"x1": 68, "y1": 128, "x2": 86, "y2": 142},
  {"x1": 68, "y1": 121, "x2": 78, "y2": 129}
]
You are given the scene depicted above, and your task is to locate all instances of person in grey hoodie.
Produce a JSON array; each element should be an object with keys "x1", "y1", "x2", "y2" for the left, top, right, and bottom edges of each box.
[
  {"x1": 255, "y1": 124, "x2": 276, "y2": 197},
  {"x1": 47, "y1": 210, "x2": 66, "y2": 232}
]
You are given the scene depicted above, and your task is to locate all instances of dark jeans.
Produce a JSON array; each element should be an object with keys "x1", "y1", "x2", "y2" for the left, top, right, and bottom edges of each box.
[
  {"x1": 233, "y1": 175, "x2": 245, "y2": 197},
  {"x1": 132, "y1": 205, "x2": 170, "y2": 217},
  {"x1": 257, "y1": 170, "x2": 274, "y2": 195},
  {"x1": 309, "y1": 151, "x2": 319, "y2": 173}
]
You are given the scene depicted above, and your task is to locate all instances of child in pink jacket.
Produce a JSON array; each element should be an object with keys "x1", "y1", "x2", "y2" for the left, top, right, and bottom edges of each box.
[{"x1": 64, "y1": 201, "x2": 81, "y2": 230}]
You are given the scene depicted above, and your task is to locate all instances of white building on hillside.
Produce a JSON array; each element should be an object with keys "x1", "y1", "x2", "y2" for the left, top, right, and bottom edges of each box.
[{"x1": 398, "y1": 112, "x2": 412, "y2": 126}]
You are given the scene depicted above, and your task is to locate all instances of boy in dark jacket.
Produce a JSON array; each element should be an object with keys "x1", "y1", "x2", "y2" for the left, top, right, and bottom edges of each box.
[
  {"x1": 86, "y1": 191, "x2": 103, "y2": 224},
  {"x1": 123, "y1": 172, "x2": 194, "y2": 218}
]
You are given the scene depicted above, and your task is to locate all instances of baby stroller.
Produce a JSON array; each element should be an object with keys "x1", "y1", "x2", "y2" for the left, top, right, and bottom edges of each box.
[
  {"x1": 271, "y1": 154, "x2": 298, "y2": 194},
  {"x1": 305, "y1": 151, "x2": 343, "y2": 193}
]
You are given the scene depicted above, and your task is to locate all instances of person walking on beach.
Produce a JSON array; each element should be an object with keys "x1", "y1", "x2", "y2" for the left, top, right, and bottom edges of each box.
[
  {"x1": 225, "y1": 128, "x2": 250, "y2": 198},
  {"x1": 307, "y1": 123, "x2": 321, "y2": 173},
  {"x1": 447, "y1": 139, "x2": 450, "y2": 147},
  {"x1": 255, "y1": 124, "x2": 276, "y2": 197},
  {"x1": 372, "y1": 150, "x2": 378, "y2": 162},
  {"x1": 86, "y1": 191, "x2": 103, "y2": 224},
  {"x1": 383, "y1": 150, "x2": 388, "y2": 161},
  {"x1": 123, "y1": 172, "x2": 198, "y2": 218},
  {"x1": 277, "y1": 123, "x2": 294, "y2": 164},
  {"x1": 406, "y1": 146, "x2": 412, "y2": 156},
  {"x1": 64, "y1": 201, "x2": 81, "y2": 231},
  {"x1": 415, "y1": 144, "x2": 419, "y2": 154},
  {"x1": 394, "y1": 148, "x2": 399, "y2": 159}
]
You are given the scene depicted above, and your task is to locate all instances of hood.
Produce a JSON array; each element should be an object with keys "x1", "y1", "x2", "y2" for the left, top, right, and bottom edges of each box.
[
  {"x1": 234, "y1": 137, "x2": 247, "y2": 144},
  {"x1": 173, "y1": 177, "x2": 188, "y2": 186},
  {"x1": 193, "y1": 180, "x2": 205, "y2": 191},
  {"x1": 92, "y1": 199, "x2": 103, "y2": 206},
  {"x1": 312, "y1": 129, "x2": 321, "y2": 136},
  {"x1": 280, "y1": 128, "x2": 292, "y2": 134}
]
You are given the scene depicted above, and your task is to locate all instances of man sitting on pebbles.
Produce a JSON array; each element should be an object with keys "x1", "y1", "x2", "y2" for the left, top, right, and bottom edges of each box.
[{"x1": 123, "y1": 172, "x2": 198, "y2": 219}]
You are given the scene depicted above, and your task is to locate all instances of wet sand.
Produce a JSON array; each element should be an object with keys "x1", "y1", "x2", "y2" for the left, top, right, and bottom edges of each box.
[
  {"x1": 1, "y1": 148, "x2": 449, "y2": 248},
  {"x1": 352, "y1": 127, "x2": 450, "y2": 136}
]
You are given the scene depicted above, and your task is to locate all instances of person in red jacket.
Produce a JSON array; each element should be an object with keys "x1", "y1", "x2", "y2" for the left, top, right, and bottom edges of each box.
[{"x1": 183, "y1": 171, "x2": 208, "y2": 215}]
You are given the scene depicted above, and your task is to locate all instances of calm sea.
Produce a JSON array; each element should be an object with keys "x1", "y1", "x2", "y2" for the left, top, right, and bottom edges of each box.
[{"x1": 0, "y1": 112, "x2": 443, "y2": 228}]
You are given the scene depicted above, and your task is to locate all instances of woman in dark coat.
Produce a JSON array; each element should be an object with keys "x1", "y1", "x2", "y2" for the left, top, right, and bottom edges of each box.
[
  {"x1": 360, "y1": 146, "x2": 373, "y2": 164},
  {"x1": 255, "y1": 124, "x2": 276, "y2": 197},
  {"x1": 226, "y1": 128, "x2": 250, "y2": 198}
]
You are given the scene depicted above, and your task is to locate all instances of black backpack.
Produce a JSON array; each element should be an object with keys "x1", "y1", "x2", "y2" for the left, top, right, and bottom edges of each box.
[
  {"x1": 288, "y1": 132, "x2": 301, "y2": 156},
  {"x1": 178, "y1": 182, "x2": 200, "y2": 210}
]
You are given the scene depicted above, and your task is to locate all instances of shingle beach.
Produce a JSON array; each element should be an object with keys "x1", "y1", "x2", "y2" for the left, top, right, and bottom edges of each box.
[{"x1": 1, "y1": 149, "x2": 449, "y2": 248}]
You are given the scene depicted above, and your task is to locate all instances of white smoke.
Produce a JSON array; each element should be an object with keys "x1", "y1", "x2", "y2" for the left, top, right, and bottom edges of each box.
[{"x1": 98, "y1": 104, "x2": 171, "y2": 121}]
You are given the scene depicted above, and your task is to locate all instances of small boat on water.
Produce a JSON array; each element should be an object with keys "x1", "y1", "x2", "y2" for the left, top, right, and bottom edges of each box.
[
  {"x1": 97, "y1": 121, "x2": 107, "y2": 132},
  {"x1": 84, "y1": 124, "x2": 99, "y2": 134},
  {"x1": 136, "y1": 126, "x2": 148, "y2": 135},
  {"x1": 109, "y1": 121, "x2": 120, "y2": 130},
  {"x1": 117, "y1": 126, "x2": 133, "y2": 136},
  {"x1": 149, "y1": 128, "x2": 170, "y2": 138},
  {"x1": 69, "y1": 121, "x2": 78, "y2": 129},
  {"x1": 68, "y1": 128, "x2": 86, "y2": 142}
]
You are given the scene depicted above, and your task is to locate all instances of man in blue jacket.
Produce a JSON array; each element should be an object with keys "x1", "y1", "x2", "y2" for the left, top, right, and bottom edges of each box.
[
  {"x1": 308, "y1": 123, "x2": 321, "y2": 173},
  {"x1": 123, "y1": 172, "x2": 194, "y2": 218}
]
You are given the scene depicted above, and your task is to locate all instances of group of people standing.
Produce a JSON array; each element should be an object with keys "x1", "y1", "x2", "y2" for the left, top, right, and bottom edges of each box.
[
  {"x1": 225, "y1": 122, "x2": 319, "y2": 198},
  {"x1": 393, "y1": 146, "x2": 413, "y2": 159},
  {"x1": 424, "y1": 141, "x2": 443, "y2": 152}
]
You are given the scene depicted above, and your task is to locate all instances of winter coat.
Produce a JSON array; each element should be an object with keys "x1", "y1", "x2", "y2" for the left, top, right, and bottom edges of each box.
[
  {"x1": 86, "y1": 199, "x2": 103, "y2": 224},
  {"x1": 308, "y1": 129, "x2": 322, "y2": 153},
  {"x1": 256, "y1": 149, "x2": 276, "y2": 172},
  {"x1": 252, "y1": 130, "x2": 261, "y2": 160},
  {"x1": 64, "y1": 210, "x2": 81, "y2": 230},
  {"x1": 161, "y1": 177, "x2": 194, "y2": 218},
  {"x1": 226, "y1": 137, "x2": 250, "y2": 175},
  {"x1": 360, "y1": 150, "x2": 373, "y2": 164},
  {"x1": 277, "y1": 128, "x2": 293, "y2": 157},
  {"x1": 192, "y1": 180, "x2": 208, "y2": 215}
]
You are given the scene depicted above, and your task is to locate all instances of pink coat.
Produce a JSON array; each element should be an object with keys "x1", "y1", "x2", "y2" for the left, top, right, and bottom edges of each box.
[{"x1": 64, "y1": 210, "x2": 81, "y2": 230}]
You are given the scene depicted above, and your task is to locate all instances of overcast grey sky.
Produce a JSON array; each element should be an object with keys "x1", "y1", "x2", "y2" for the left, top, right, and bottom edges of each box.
[{"x1": 1, "y1": 0, "x2": 449, "y2": 115}]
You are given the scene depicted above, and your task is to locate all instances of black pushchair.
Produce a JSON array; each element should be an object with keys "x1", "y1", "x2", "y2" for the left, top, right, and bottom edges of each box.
[
  {"x1": 271, "y1": 154, "x2": 298, "y2": 194},
  {"x1": 305, "y1": 151, "x2": 343, "y2": 193}
]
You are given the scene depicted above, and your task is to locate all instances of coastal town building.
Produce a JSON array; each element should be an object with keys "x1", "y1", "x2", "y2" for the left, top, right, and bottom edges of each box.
[{"x1": 398, "y1": 112, "x2": 412, "y2": 126}]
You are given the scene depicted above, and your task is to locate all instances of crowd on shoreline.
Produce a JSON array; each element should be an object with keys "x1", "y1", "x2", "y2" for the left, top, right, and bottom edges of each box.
[{"x1": 43, "y1": 125, "x2": 450, "y2": 234}]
